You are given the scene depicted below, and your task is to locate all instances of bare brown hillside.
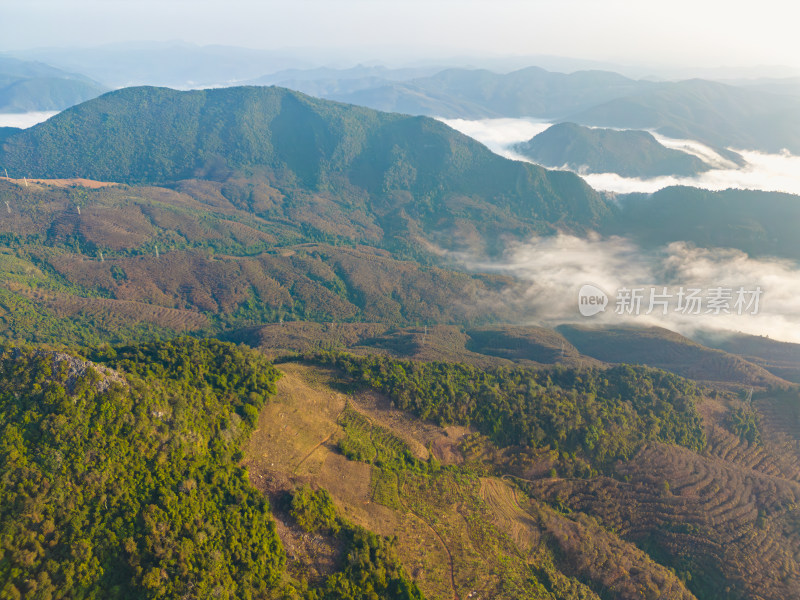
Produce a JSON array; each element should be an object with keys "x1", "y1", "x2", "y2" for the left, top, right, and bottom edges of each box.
[{"x1": 244, "y1": 362, "x2": 700, "y2": 600}]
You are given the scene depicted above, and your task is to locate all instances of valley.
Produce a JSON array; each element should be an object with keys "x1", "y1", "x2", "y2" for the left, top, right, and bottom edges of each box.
[{"x1": 0, "y1": 44, "x2": 799, "y2": 600}]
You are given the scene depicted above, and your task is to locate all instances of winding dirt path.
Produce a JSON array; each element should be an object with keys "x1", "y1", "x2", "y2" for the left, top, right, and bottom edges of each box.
[
  {"x1": 292, "y1": 405, "x2": 346, "y2": 474},
  {"x1": 293, "y1": 430, "x2": 336, "y2": 474}
]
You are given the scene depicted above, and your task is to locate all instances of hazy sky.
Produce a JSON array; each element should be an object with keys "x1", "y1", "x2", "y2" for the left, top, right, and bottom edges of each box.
[{"x1": 4, "y1": 0, "x2": 800, "y2": 70}]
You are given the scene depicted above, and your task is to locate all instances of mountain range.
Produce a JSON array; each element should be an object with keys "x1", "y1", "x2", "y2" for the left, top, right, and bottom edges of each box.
[
  {"x1": 303, "y1": 67, "x2": 800, "y2": 153},
  {"x1": 5, "y1": 49, "x2": 800, "y2": 156},
  {"x1": 1, "y1": 81, "x2": 800, "y2": 600},
  {"x1": 328, "y1": 66, "x2": 652, "y2": 120},
  {"x1": 0, "y1": 85, "x2": 609, "y2": 255}
]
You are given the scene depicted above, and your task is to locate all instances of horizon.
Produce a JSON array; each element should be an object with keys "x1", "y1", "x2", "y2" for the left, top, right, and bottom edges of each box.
[{"x1": 3, "y1": 0, "x2": 800, "y2": 78}]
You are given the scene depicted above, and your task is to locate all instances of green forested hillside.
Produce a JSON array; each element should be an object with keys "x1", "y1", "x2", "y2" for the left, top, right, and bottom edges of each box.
[
  {"x1": 0, "y1": 86, "x2": 609, "y2": 236},
  {"x1": 514, "y1": 122, "x2": 715, "y2": 177},
  {"x1": 0, "y1": 338, "x2": 285, "y2": 599},
  {"x1": 0, "y1": 338, "x2": 426, "y2": 599},
  {"x1": 314, "y1": 353, "x2": 706, "y2": 472},
  {"x1": 2, "y1": 336, "x2": 798, "y2": 599},
  {"x1": 0, "y1": 128, "x2": 20, "y2": 144}
]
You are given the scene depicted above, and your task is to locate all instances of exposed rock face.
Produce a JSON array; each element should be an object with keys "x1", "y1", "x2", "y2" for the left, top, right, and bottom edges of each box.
[{"x1": 14, "y1": 347, "x2": 125, "y2": 393}]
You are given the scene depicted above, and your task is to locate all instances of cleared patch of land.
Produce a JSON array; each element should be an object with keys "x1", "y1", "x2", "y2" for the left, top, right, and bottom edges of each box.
[
  {"x1": 243, "y1": 361, "x2": 701, "y2": 600},
  {"x1": 0, "y1": 176, "x2": 118, "y2": 189},
  {"x1": 244, "y1": 363, "x2": 455, "y2": 597}
]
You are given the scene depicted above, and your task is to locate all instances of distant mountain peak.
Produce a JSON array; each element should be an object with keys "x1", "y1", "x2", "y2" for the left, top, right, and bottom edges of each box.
[{"x1": 514, "y1": 122, "x2": 714, "y2": 178}]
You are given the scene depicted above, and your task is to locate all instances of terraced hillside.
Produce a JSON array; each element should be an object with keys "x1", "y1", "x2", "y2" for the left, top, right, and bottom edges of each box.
[
  {"x1": 245, "y1": 360, "x2": 702, "y2": 600},
  {"x1": 521, "y1": 383, "x2": 800, "y2": 600},
  {"x1": 529, "y1": 442, "x2": 800, "y2": 600},
  {"x1": 246, "y1": 353, "x2": 800, "y2": 600}
]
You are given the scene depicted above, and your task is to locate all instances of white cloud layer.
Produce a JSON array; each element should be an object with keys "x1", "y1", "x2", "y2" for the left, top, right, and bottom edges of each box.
[
  {"x1": 438, "y1": 117, "x2": 551, "y2": 157},
  {"x1": 442, "y1": 117, "x2": 800, "y2": 196},
  {"x1": 0, "y1": 112, "x2": 58, "y2": 129},
  {"x1": 580, "y1": 150, "x2": 800, "y2": 195},
  {"x1": 460, "y1": 233, "x2": 800, "y2": 344}
]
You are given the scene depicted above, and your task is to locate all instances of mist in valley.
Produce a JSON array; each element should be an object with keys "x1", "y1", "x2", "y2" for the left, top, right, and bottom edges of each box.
[
  {"x1": 454, "y1": 232, "x2": 800, "y2": 344},
  {"x1": 442, "y1": 116, "x2": 800, "y2": 195}
]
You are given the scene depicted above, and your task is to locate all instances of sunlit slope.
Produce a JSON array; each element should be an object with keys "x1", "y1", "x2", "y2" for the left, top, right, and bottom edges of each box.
[{"x1": 245, "y1": 360, "x2": 700, "y2": 599}]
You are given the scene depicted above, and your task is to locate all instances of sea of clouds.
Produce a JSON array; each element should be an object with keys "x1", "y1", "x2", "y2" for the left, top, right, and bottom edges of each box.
[
  {"x1": 441, "y1": 116, "x2": 800, "y2": 343},
  {"x1": 439, "y1": 117, "x2": 800, "y2": 196},
  {"x1": 456, "y1": 233, "x2": 800, "y2": 343}
]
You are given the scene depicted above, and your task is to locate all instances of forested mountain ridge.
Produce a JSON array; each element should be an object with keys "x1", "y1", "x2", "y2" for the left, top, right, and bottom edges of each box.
[
  {"x1": 0, "y1": 85, "x2": 605, "y2": 221},
  {"x1": 0, "y1": 85, "x2": 612, "y2": 257},
  {"x1": 0, "y1": 85, "x2": 614, "y2": 346}
]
